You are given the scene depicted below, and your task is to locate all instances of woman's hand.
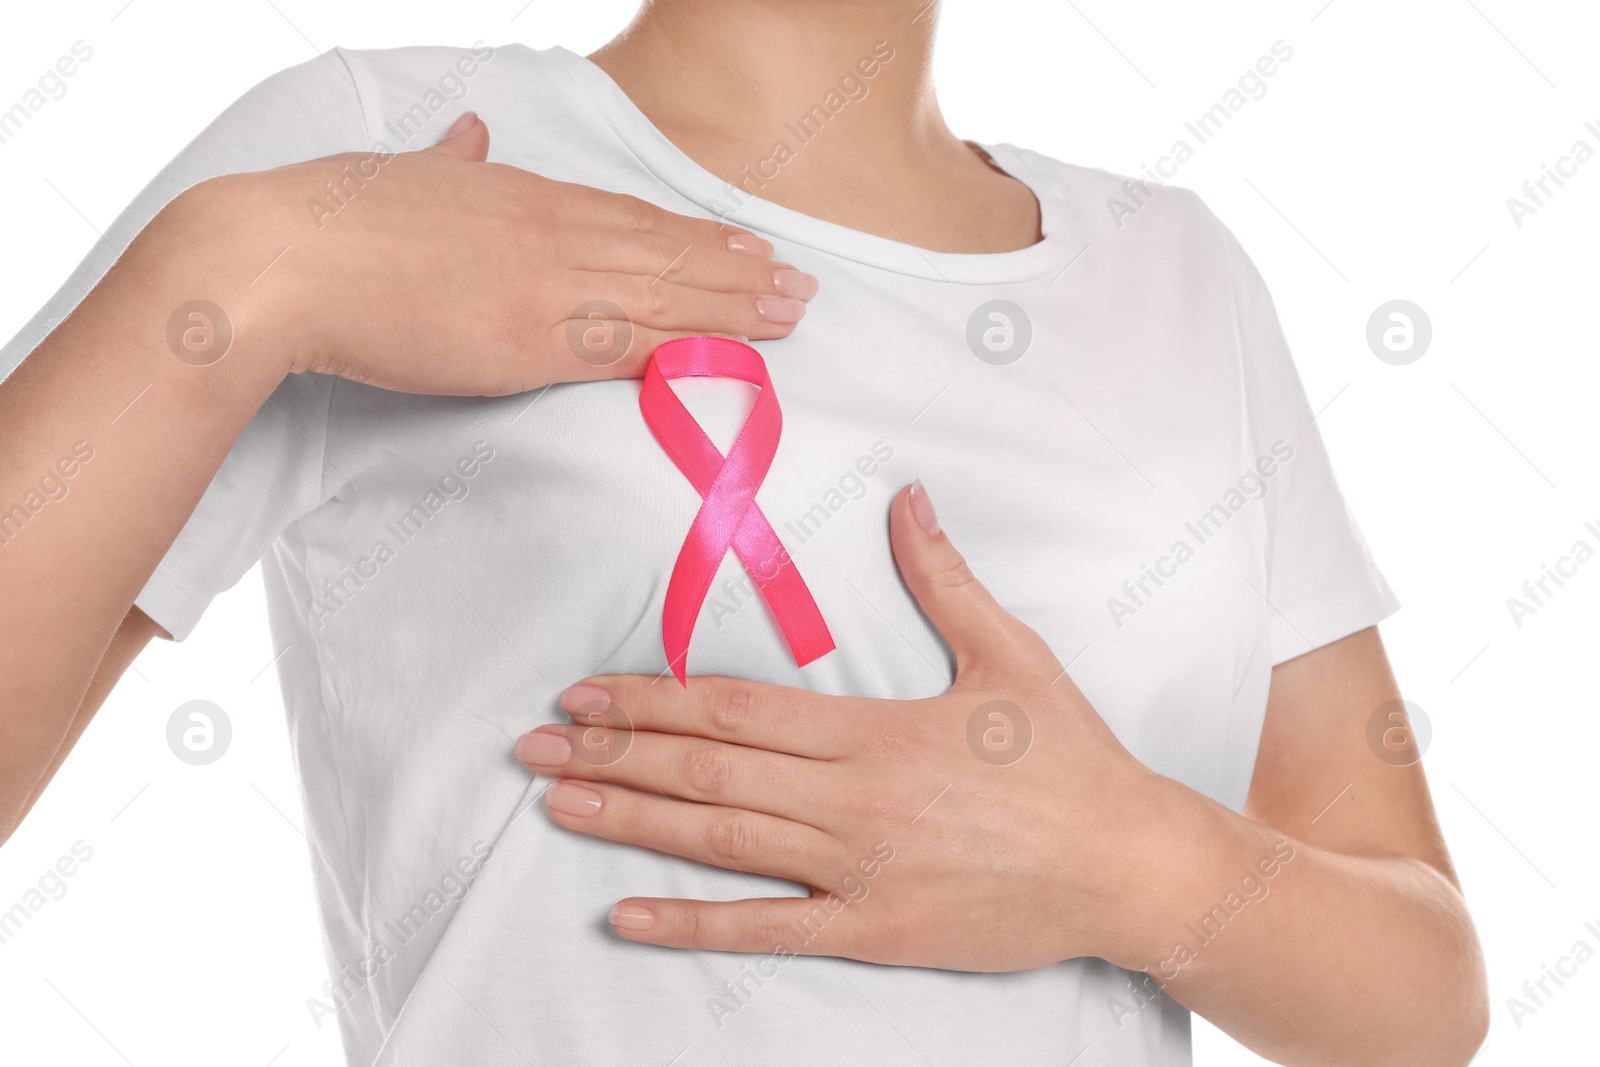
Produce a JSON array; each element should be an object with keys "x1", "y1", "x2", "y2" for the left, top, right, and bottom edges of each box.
[
  {"x1": 513, "y1": 484, "x2": 1488, "y2": 1063},
  {"x1": 515, "y1": 481, "x2": 1164, "y2": 972},
  {"x1": 168, "y1": 112, "x2": 816, "y2": 397}
]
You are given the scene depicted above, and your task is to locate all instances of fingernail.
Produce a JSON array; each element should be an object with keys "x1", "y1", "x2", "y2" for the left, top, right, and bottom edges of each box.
[
  {"x1": 756, "y1": 296, "x2": 806, "y2": 324},
  {"x1": 546, "y1": 781, "x2": 603, "y2": 817},
  {"x1": 726, "y1": 233, "x2": 774, "y2": 257},
  {"x1": 909, "y1": 479, "x2": 941, "y2": 537},
  {"x1": 443, "y1": 111, "x2": 477, "y2": 139},
  {"x1": 516, "y1": 730, "x2": 572, "y2": 767},
  {"x1": 559, "y1": 685, "x2": 610, "y2": 719},
  {"x1": 610, "y1": 903, "x2": 656, "y2": 931},
  {"x1": 772, "y1": 269, "x2": 819, "y2": 300}
]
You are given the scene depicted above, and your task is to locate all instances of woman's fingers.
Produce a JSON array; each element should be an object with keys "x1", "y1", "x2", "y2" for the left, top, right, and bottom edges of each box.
[
  {"x1": 538, "y1": 178, "x2": 816, "y2": 337},
  {"x1": 540, "y1": 778, "x2": 844, "y2": 886},
  {"x1": 567, "y1": 271, "x2": 806, "y2": 340},
  {"x1": 887, "y1": 482, "x2": 1059, "y2": 682},
  {"x1": 558, "y1": 225, "x2": 813, "y2": 298},
  {"x1": 606, "y1": 893, "x2": 862, "y2": 957},
  {"x1": 519, "y1": 724, "x2": 835, "y2": 825},
  {"x1": 421, "y1": 110, "x2": 490, "y2": 162},
  {"x1": 542, "y1": 179, "x2": 761, "y2": 252},
  {"x1": 561, "y1": 674, "x2": 867, "y2": 760}
]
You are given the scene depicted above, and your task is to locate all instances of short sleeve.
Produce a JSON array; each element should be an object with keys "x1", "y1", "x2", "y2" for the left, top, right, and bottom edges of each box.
[
  {"x1": 1212, "y1": 209, "x2": 1401, "y2": 665},
  {"x1": 134, "y1": 372, "x2": 336, "y2": 640},
  {"x1": 0, "y1": 50, "x2": 372, "y2": 640}
]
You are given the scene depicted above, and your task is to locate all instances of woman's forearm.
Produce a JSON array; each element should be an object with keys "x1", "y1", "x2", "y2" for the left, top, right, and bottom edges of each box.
[
  {"x1": 1116, "y1": 775, "x2": 1488, "y2": 1066},
  {"x1": 0, "y1": 180, "x2": 292, "y2": 838}
]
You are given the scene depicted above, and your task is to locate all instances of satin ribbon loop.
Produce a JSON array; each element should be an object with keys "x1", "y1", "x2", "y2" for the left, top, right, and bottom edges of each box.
[{"x1": 640, "y1": 336, "x2": 835, "y2": 685}]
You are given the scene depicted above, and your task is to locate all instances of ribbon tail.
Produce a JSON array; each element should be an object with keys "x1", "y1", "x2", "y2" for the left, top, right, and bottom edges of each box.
[
  {"x1": 730, "y1": 507, "x2": 835, "y2": 668},
  {"x1": 660, "y1": 559, "x2": 700, "y2": 688},
  {"x1": 660, "y1": 498, "x2": 741, "y2": 687}
]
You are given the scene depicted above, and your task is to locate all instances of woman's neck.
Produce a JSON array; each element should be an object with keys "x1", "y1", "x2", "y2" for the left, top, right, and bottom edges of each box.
[{"x1": 588, "y1": 0, "x2": 1042, "y2": 253}]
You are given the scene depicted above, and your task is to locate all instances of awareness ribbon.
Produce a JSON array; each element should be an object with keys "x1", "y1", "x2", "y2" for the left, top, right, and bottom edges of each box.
[{"x1": 640, "y1": 336, "x2": 835, "y2": 686}]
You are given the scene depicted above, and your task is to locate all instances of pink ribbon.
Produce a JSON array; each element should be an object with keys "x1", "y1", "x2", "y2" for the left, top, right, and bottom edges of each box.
[{"x1": 640, "y1": 336, "x2": 835, "y2": 686}]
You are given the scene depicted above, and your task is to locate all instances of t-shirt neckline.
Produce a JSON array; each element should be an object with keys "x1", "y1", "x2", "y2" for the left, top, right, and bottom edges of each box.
[{"x1": 544, "y1": 44, "x2": 1072, "y2": 285}]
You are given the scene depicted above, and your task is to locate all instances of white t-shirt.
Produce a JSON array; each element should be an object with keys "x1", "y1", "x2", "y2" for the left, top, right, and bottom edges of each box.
[{"x1": 2, "y1": 42, "x2": 1399, "y2": 1067}]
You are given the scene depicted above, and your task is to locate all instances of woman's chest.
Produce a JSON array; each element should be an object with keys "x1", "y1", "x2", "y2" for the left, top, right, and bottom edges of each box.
[{"x1": 296, "y1": 295, "x2": 1273, "y2": 804}]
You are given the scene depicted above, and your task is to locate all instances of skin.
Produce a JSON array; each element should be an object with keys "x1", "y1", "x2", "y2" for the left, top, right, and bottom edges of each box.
[{"x1": 0, "y1": 0, "x2": 1487, "y2": 1064}]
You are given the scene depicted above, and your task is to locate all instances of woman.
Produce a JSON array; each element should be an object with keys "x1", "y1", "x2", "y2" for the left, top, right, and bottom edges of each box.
[{"x1": 0, "y1": 1, "x2": 1487, "y2": 1064}]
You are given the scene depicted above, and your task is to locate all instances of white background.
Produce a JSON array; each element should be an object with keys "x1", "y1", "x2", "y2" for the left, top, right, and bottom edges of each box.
[{"x1": 2, "y1": 1, "x2": 1596, "y2": 1064}]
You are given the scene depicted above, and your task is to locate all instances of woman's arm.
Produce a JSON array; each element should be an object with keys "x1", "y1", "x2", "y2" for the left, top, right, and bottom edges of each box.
[
  {"x1": 514, "y1": 483, "x2": 1488, "y2": 1066},
  {"x1": 7, "y1": 609, "x2": 163, "y2": 832},
  {"x1": 1116, "y1": 627, "x2": 1488, "y2": 1065},
  {"x1": 0, "y1": 198, "x2": 293, "y2": 838},
  {"x1": 1, "y1": 107, "x2": 813, "y2": 841}
]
